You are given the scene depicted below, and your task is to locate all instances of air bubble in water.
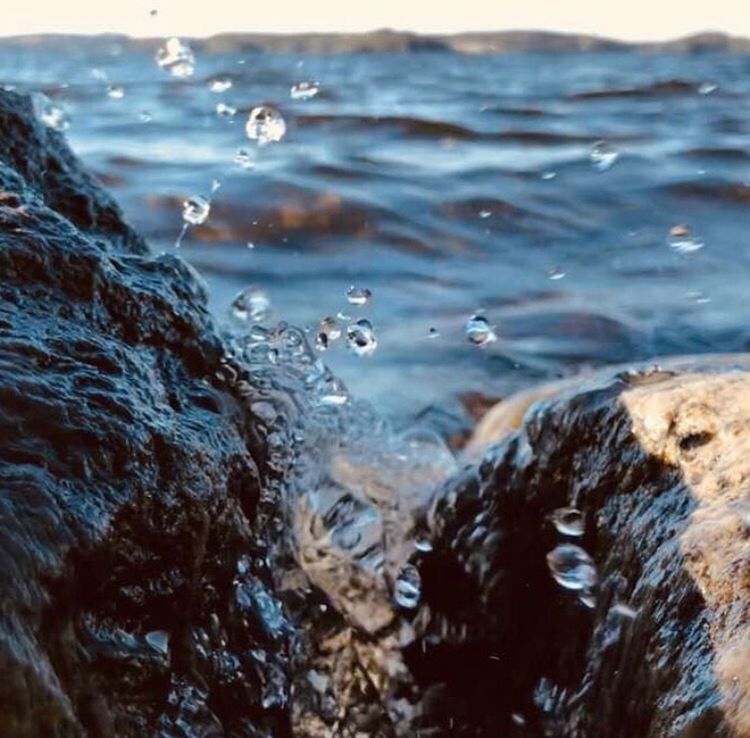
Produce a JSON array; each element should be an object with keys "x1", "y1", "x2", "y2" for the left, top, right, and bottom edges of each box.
[
  {"x1": 394, "y1": 564, "x2": 421, "y2": 609},
  {"x1": 465, "y1": 315, "x2": 496, "y2": 346},
  {"x1": 32, "y1": 94, "x2": 70, "y2": 131},
  {"x1": 231, "y1": 287, "x2": 270, "y2": 323},
  {"x1": 546, "y1": 544, "x2": 597, "y2": 591},
  {"x1": 290, "y1": 81, "x2": 320, "y2": 100},
  {"x1": 234, "y1": 148, "x2": 255, "y2": 169},
  {"x1": 156, "y1": 37, "x2": 195, "y2": 77},
  {"x1": 590, "y1": 140, "x2": 619, "y2": 172},
  {"x1": 346, "y1": 285, "x2": 372, "y2": 306},
  {"x1": 346, "y1": 319, "x2": 377, "y2": 357},
  {"x1": 182, "y1": 195, "x2": 210, "y2": 225},
  {"x1": 246, "y1": 106, "x2": 286, "y2": 145},
  {"x1": 209, "y1": 78, "x2": 232, "y2": 93},
  {"x1": 216, "y1": 102, "x2": 237, "y2": 117},
  {"x1": 548, "y1": 507, "x2": 585, "y2": 537},
  {"x1": 667, "y1": 224, "x2": 704, "y2": 254},
  {"x1": 106, "y1": 84, "x2": 125, "y2": 99}
]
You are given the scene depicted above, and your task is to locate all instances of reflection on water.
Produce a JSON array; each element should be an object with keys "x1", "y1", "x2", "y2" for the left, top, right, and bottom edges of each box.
[{"x1": 3, "y1": 44, "x2": 750, "y2": 420}]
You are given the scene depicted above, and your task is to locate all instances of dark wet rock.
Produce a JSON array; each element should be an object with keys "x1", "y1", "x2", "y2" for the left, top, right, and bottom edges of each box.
[{"x1": 411, "y1": 356, "x2": 750, "y2": 736}]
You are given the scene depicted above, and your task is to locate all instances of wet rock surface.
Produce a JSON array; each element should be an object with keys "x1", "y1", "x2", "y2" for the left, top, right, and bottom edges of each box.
[{"x1": 415, "y1": 357, "x2": 750, "y2": 736}]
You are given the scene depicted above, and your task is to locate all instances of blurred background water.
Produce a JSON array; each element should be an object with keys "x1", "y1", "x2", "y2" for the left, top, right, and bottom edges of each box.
[{"x1": 2, "y1": 43, "x2": 749, "y2": 423}]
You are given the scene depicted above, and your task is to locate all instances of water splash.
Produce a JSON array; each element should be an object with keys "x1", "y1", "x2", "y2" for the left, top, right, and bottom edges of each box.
[{"x1": 246, "y1": 106, "x2": 287, "y2": 145}]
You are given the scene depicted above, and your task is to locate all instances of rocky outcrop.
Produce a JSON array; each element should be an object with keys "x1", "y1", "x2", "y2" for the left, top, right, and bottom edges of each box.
[{"x1": 411, "y1": 357, "x2": 750, "y2": 736}]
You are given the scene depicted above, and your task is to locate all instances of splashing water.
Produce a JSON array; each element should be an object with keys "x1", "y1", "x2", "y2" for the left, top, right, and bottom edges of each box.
[
  {"x1": 234, "y1": 148, "x2": 255, "y2": 169},
  {"x1": 106, "y1": 84, "x2": 125, "y2": 99},
  {"x1": 31, "y1": 93, "x2": 70, "y2": 131},
  {"x1": 590, "y1": 140, "x2": 619, "y2": 172},
  {"x1": 291, "y1": 81, "x2": 320, "y2": 100},
  {"x1": 182, "y1": 194, "x2": 210, "y2": 225},
  {"x1": 231, "y1": 287, "x2": 271, "y2": 323},
  {"x1": 546, "y1": 544, "x2": 597, "y2": 594},
  {"x1": 668, "y1": 224, "x2": 704, "y2": 254},
  {"x1": 346, "y1": 319, "x2": 377, "y2": 357},
  {"x1": 209, "y1": 78, "x2": 232, "y2": 93},
  {"x1": 315, "y1": 316, "x2": 342, "y2": 351},
  {"x1": 246, "y1": 106, "x2": 287, "y2": 145},
  {"x1": 345, "y1": 285, "x2": 372, "y2": 306},
  {"x1": 155, "y1": 37, "x2": 195, "y2": 78},
  {"x1": 394, "y1": 564, "x2": 421, "y2": 609},
  {"x1": 215, "y1": 102, "x2": 237, "y2": 118}
]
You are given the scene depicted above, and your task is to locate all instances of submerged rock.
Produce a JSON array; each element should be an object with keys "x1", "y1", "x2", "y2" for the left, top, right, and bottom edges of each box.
[{"x1": 412, "y1": 356, "x2": 750, "y2": 736}]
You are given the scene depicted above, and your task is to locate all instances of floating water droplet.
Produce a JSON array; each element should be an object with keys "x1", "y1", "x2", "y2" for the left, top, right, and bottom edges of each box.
[
  {"x1": 346, "y1": 285, "x2": 372, "y2": 306},
  {"x1": 611, "y1": 602, "x2": 638, "y2": 619},
  {"x1": 106, "y1": 84, "x2": 125, "y2": 99},
  {"x1": 290, "y1": 80, "x2": 320, "y2": 100},
  {"x1": 465, "y1": 314, "x2": 496, "y2": 346},
  {"x1": 182, "y1": 194, "x2": 210, "y2": 225},
  {"x1": 346, "y1": 319, "x2": 377, "y2": 357},
  {"x1": 315, "y1": 316, "x2": 341, "y2": 351},
  {"x1": 209, "y1": 77, "x2": 232, "y2": 93},
  {"x1": 394, "y1": 564, "x2": 421, "y2": 609},
  {"x1": 698, "y1": 82, "x2": 718, "y2": 95},
  {"x1": 479, "y1": 209, "x2": 492, "y2": 219},
  {"x1": 156, "y1": 37, "x2": 195, "y2": 77},
  {"x1": 216, "y1": 102, "x2": 237, "y2": 117},
  {"x1": 541, "y1": 171, "x2": 557, "y2": 180},
  {"x1": 667, "y1": 224, "x2": 704, "y2": 254},
  {"x1": 414, "y1": 535, "x2": 433, "y2": 553},
  {"x1": 590, "y1": 140, "x2": 619, "y2": 172},
  {"x1": 547, "y1": 266, "x2": 565, "y2": 280},
  {"x1": 234, "y1": 148, "x2": 255, "y2": 170},
  {"x1": 231, "y1": 287, "x2": 270, "y2": 323},
  {"x1": 246, "y1": 241, "x2": 255, "y2": 249},
  {"x1": 246, "y1": 106, "x2": 286, "y2": 145},
  {"x1": 548, "y1": 507, "x2": 585, "y2": 537},
  {"x1": 32, "y1": 93, "x2": 70, "y2": 131},
  {"x1": 546, "y1": 544, "x2": 597, "y2": 591},
  {"x1": 211, "y1": 179, "x2": 221, "y2": 193}
]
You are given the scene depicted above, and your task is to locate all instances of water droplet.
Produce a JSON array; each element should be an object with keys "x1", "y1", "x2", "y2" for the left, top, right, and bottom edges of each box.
[
  {"x1": 209, "y1": 78, "x2": 232, "y2": 93},
  {"x1": 428, "y1": 327, "x2": 440, "y2": 338},
  {"x1": 541, "y1": 171, "x2": 557, "y2": 180},
  {"x1": 315, "y1": 316, "x2": 341, "y2": 351},
  {"x1": 182, "y1": 194, "x2": 210, "y2": 225},
  {"x1": 346, "y1": 319, "x2": 377, "y2": 357},
  {"x1": 479, "y1": 209, "x2": 492, "y2": 219},
  {"x1": 234, "y1": 148, "x2": 255, "y2": 169},
  {"x1": 216, "y1": 102, "x2": 237, "y2": 117},
  {"x1": 231, "y1": 287, "x2": 270, "y2": 323},
  {"x1": 106, "y1": 84, "x2": 125, "y2": 99},
  {"x1": 394, "y1": 564, "x2": 421, "y2": 609},
  {"x1": 139, "y1": 110, "x2": 152, "y2": 122},
  {"x1": 346, "y1": 285, "x2": 372, "y2": 306},
  {"x1": 32, "y1": 93, "x2": 70, "y2": 131},
  {"x1": 590, "y1": 140, "x2": 619, "y2": 172},
  {"x1": 246, "y1": 241, "x2": 255, "y2": 249},
  {"x1": 547, "y1": 266, "x2": 565, "y2": 280},
  {"x1": 465, "y1": 314, "x2": 496, "y2": 346},
  {"x1": 548, "y1": 507, "x2": 585, "y2": 537},
  {"x1": 667, "y1": 224, "x2": 704, "y2": 254},
  {"x1": 156, "y1": 37, "x2": 195, "y2": 77},
  {"x1": 698, "y1": 82, "x2": 718, "y2": 95},
  {"x1": 145, "y1": 630, "x2": 170, "y2": 655},
  {"x1": 611, "y1": 602, "x2": 638, "y2": 619},
  {"x1": 246, "y1": 106, "x2": 286, "y2": 145},
  {"x1": 290, "y1": 81, "x2": 320, "y2": 100},
  {"x1": 546, "y1": 544, "x2": 597, "y2": 591}
]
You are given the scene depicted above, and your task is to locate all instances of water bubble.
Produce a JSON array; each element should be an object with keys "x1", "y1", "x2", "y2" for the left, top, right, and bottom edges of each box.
[
  {"x1": 546, "y1": 544, "x2": 597, "y2": 591},
  {"x1": 290, "y1": 81, "x2": 320, "y2": 100},
  {"x1": 465, "y1": 314, "x2": 496, "y2": 346},
  {"x1": 547, "y1": 266, "x2": 565, "y2": 280},
  {"x1": 32, "y1": 93, "x2": 70, "y2": 131},
  {"x1": 590, "y1": 140, "x2": 619, "y2": 172},
  {"x1": 156, "y1": 37, "x2": 195, "y2": 77},
  {"x1": 182, "y1": 194, "x2": 210, "y2": 225},
  {"x1": 667, "y1": 224, "x2": 704, "y2": 254},
  {"x1": 216, "y1": 102, "x2": 237, "y2": 117},
  {"x1": 246, "y1": 106, "x2": 286, "y2": 145},
  {"x1": 315, "y1": 316, "x2": 341, "y2": 351},
  {"x1": 548, "y1": 507, "x2": 585, "y2": 537},
  {"x1": 234, "y1": 148, "x2": 255, "y2": 169},
  {"x1": 106, "y1": 84, "x2": 125, "y2": 99},
  {"x1": 209, "y1": 78, "x2": 232, "y2": 93},
  {"x1": 346, "y1": 319, "x2": 377, "y2": 357},
  {"x1": 346, "y1": 285, "x2": 372, "y2": 306},
  {"x1": 231, "y1": 287, "x2": 271, "y2": 323},
  {"x1": 394, "y1": 564, "x2": 421, "y2": 609}
]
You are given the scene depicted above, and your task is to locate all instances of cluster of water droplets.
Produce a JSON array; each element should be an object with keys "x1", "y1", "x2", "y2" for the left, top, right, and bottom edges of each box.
[
  {"x1": 31, "y1": 92, "x2": 70, "y2": 131},
  {"x1": 156, "y1": 37, "x2": 195, "y2": 78}
]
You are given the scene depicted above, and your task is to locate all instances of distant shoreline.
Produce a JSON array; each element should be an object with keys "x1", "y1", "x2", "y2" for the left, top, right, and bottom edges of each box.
[{"x1": 2, "y1": 29, "x2": 749, "y2": 54}]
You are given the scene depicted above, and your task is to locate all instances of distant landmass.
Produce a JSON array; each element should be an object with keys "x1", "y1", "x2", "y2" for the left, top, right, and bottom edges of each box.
[{"x1": 3, "y1": 29, "x2": 750, "y2": 54}]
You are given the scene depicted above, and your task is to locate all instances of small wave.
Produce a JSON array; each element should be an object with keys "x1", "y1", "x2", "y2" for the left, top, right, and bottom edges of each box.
[{"x1": 570, "y1": 79, "x2": 700, "y2": 100}]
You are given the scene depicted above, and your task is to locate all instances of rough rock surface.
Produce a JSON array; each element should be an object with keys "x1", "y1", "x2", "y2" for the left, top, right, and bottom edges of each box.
[{"x1": 412, "y1": 357, "x2": 750, "y2": 737}]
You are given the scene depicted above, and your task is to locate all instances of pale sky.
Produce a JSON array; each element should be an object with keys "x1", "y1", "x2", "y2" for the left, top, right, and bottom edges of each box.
[{"x1": 3, "y1": 0, "x2": 749, "y2": 40}]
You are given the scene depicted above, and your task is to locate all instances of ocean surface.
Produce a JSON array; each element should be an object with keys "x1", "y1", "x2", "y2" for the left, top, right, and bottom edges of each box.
[{"x1": 3, "y1": 44, "x2": 750, "y2": 424}]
